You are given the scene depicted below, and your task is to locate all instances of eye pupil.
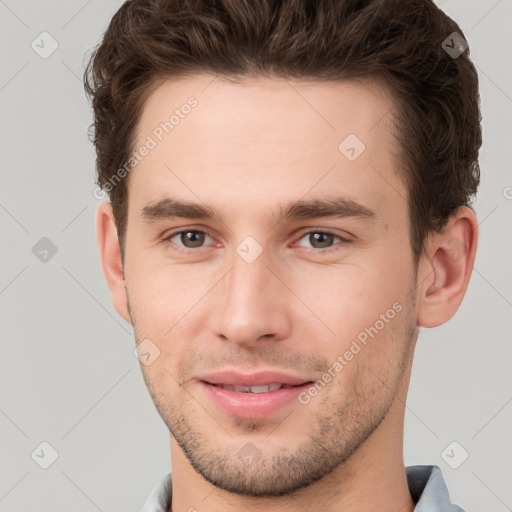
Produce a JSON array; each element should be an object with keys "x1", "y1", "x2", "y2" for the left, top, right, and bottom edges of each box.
[
  {"x1": 182, "y1": 231, "x2": 205, "y2": 248},
  {"x1": 310, "y1": 232, "x2": 334, "y2": 248}
]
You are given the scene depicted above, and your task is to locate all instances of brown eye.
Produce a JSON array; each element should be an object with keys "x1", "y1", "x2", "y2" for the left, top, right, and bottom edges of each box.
[
  {"x1": 167, "y1": 230, "x2": 211, "y2": 249},
  {"x1": 296, "y1": 231, "x2": 349, "y2": 251},
  {"x1": 308, "y1": 232, "x2": 335, "y2": 249}
]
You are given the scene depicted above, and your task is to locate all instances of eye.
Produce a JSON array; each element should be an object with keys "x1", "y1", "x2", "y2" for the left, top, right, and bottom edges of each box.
[
  {"x1": 162, "y1": 229, "x2": 349, "y2": 253},
  {"x1": 296, "y1": 230, "x2": 349, "y2": 251},
  {"x1": 165, "y1": 230, "x2": 213, "y2": 249}
]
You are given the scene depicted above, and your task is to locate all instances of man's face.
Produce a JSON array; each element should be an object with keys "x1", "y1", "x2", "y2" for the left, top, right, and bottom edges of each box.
[{"x1": 123, "y1": 75, "x2": 419, "y2": 495}]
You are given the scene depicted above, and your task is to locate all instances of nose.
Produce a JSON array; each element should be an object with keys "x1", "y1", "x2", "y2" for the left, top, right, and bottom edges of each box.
[{"x1": 211, "y1": 250, "x2": 292, "y2": 348}]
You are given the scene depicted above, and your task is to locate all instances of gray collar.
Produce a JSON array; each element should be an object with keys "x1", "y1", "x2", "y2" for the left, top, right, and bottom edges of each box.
[{"x1": 141, "y1": 465, "x2": 463, "y2": 512}]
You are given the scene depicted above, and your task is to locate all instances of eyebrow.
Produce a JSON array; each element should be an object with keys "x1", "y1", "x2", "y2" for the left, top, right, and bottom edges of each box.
[{"x1": 140, "y1": 195, "x2": 376, "y2": 224}]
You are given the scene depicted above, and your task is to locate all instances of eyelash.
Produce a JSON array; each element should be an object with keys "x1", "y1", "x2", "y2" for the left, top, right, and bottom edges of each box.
[{"x1": 162, "y1": 228, "x2": 350, "y2": 254}]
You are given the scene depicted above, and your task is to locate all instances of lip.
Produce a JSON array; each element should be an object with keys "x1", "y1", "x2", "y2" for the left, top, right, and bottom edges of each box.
[
  {"x1": 198, "y1": 370, "x2": 313, "y2": 419},
  {"x1": 200, "y1": 370, "x2": 310, "y2": 387}
]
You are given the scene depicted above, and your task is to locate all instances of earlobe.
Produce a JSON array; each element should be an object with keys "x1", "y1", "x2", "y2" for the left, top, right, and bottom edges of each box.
[
  {"x1": 417, "y1": 207, "x2": 478, "y2": 328},
  {"x1": 95, "y1": 202, "x2": 132, "y2": 325}
]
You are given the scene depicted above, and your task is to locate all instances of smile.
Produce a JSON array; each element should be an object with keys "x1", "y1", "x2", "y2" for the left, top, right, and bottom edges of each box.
[
  {"x1": 198, "y1": 370, "x2": 314, "y2": 419},
  {"x1": 211, "y1": 383, "x2": 297, "y2": 393}
]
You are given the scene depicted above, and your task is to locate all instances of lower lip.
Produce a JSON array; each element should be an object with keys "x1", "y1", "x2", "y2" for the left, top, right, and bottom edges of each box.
[{"x1": 199, "y1": 381, "x2": 312, "y2": 419}]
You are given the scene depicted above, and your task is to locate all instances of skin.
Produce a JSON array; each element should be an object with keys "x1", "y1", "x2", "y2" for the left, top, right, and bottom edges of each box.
[{"x1": 96, "y1": 74, "x2": 478, "y2": 512}]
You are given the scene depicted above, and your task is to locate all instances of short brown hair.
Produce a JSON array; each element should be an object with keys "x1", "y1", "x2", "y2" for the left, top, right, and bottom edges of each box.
[{"x1": 84, "y1": 0, "x2": 481, "y2": 264}]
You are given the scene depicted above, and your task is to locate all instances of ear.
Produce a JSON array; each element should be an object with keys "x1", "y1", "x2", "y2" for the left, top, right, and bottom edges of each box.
[
  {"x1": 95, "y1": 202, "x2": 132, "y2": 325},
  {"x1": 416, "y1": 206, "x2": 478, "y2": 328}
]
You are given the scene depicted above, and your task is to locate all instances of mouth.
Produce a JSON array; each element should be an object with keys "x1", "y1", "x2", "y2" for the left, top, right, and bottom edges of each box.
[
  {"x1": 206, "y1": 383, "x2": 300, "y2": 393},
  {"x1": 198, "y1": 371, "x2": 314, "y2": 419}
]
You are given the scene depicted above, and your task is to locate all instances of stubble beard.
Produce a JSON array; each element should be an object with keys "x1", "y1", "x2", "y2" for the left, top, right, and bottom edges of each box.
[{"x1": 131, "y1": 306, "x2": 417, "y2": 497}]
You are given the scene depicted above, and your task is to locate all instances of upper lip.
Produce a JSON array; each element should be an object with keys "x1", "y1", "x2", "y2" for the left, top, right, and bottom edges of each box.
[{"x1": 199, "y1": 370, "x2": 312, "y2": 387}]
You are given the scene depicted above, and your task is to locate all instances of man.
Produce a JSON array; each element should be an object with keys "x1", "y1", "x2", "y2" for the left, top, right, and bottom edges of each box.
[{"x1": 85, "y1": 0, "x2": 481, "y2": 510}]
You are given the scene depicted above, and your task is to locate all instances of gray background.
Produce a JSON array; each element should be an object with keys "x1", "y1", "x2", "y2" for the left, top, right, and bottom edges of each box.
[{"x1": 0, "y1": 0, "x2": 511, "y2": 510}]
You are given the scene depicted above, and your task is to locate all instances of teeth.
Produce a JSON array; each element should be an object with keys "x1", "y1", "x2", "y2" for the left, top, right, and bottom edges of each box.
[{"x1": 218, "y1": 383, "x2": 284, "y2": 393}]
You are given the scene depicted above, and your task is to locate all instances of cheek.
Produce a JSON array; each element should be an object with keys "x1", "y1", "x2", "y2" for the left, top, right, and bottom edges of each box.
[
  {"x1": 286, "y1": 259, "x2": 410, "y2": 341},
  {"x1": 286, "y1": 258, "x2": 415, "y2": 395},
  {"x1": 125, "y1": 260, "x2": 220, "y2": 379},
  {"x1": 126, "y1": 257, "x2": 208, "y2": 329},
  {"x1": 310, "y1": 300, "x2": 412, "y2": 411}
]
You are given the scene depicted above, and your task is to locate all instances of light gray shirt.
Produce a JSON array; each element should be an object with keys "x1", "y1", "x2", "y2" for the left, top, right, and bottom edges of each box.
[{"x1": 141, "y1": 465, "x2": 464, "y2": 512}]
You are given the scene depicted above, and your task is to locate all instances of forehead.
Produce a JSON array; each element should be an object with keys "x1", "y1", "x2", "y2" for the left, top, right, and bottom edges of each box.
[
  {"x1": 135, "y1": 74, "x2": 397, "y2": 152},
  {"x1": 129, "y1": 74, "x2": 405, "y2": 224}
]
